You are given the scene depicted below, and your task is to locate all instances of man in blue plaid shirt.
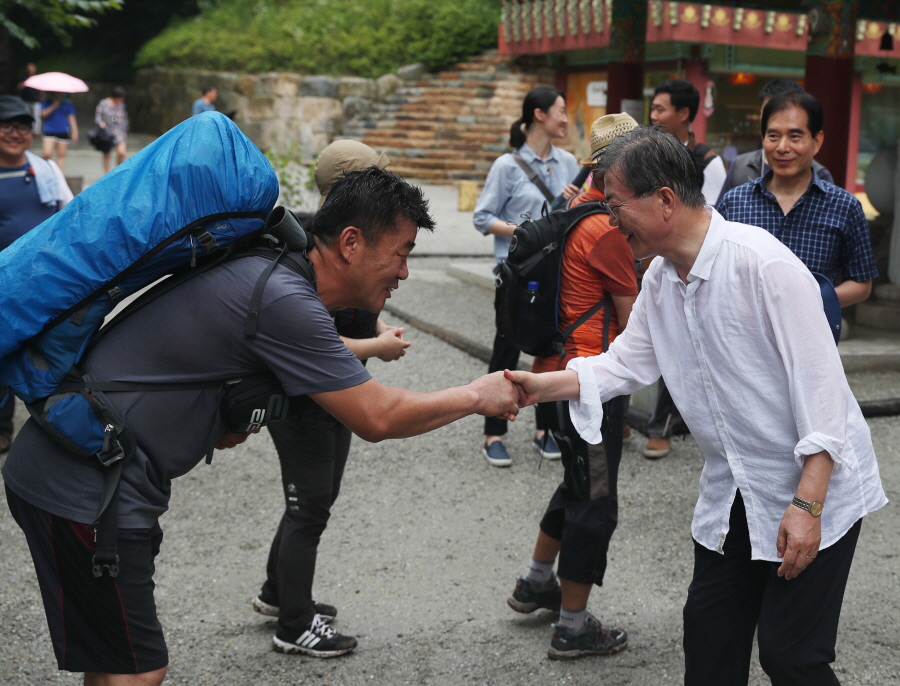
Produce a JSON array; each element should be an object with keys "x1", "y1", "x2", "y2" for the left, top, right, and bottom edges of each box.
[{"x1": 717, "y1": 91, "x2": 877, "y2": 307}]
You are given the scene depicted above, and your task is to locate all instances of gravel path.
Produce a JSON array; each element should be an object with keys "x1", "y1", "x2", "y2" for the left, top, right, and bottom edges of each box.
[{"x1": 1, "y1": 266, "x2": 898, "y2": 685}]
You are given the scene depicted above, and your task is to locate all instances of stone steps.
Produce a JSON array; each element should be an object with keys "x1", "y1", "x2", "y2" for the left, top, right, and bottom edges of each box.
[
  {"x1": 363, "y1": 130, "x2": 506, "y2": 145},
  {"x1": 350, "y1": 52, "x2": 554, "y2": 185}
]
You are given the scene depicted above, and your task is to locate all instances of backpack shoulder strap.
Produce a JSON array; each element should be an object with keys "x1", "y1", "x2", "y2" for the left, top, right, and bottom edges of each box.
[
  {"x1": 512, "y1": 152, "x2": 555, "y2": 202},
  {"x1": 233, "y1": 245, "x2": 317, "y2": 337},
  {"x1": 516, "y1": 201, "x2": 610, "y2": 278}
]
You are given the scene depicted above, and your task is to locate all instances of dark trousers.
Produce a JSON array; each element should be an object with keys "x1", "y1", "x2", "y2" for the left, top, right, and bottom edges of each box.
[
  {"x1": 646, "y1": 379, "x2": 682, "y2": 439},
  {"x1": 484, "y1": 329, "x2": 546, "y2": 436},
  {"x1": 538, "y1": 395, "x2": 625, "y2": 585},
  {"x1": 0, "y1": 389, "x2": 14, "y2": 436},
  {"x1": 683, "y1": 491, "x2": 862, "y2": 686},
  {"x1": 260, "y1": 408, "x2": 351, "y2": 635}
]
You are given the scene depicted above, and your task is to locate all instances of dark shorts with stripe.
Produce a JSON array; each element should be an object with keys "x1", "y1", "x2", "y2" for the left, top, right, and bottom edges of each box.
[{"x1": 6, "y1": 484, "x2": 168, "y2": 674}]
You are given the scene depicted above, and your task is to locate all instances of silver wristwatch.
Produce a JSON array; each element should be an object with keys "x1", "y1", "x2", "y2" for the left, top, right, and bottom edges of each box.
[{"x1": 791, "y1": 495, "x2": 823, "y2": 517}]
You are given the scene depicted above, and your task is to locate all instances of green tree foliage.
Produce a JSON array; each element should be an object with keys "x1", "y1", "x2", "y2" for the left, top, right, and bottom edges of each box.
[
  {"x1": 135, "y1": 0, "x2": 500, "y2": 78},
  {"x1": 0, "y1": 0, "x2": 122, "y2": 48}
]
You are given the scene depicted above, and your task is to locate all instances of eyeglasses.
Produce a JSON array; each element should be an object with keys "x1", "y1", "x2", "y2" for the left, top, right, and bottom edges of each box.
[
  {"x1": 607, "y1": 187, "x2": 659, "y2": 223},
  {"x1": 0, "y1": 122, "x2": 32, "y2": 136}
]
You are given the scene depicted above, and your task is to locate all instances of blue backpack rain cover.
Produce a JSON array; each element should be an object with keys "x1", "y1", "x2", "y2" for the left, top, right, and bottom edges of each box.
[{"x1": 0, "y1": 111, "x2": 279, "y2": 457}]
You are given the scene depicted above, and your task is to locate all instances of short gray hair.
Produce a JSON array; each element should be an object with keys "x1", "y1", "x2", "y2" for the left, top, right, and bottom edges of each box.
[{"x1": 596, "y1": 126, "x2": 706, "y2": 210}]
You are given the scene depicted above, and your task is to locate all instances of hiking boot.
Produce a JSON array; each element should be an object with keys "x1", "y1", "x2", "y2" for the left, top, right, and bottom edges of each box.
[
  {"x1": 548, "y1": 613, "x2": 628, "y2": 660},
  {"x1": 644, "y1": 437, "x2": 671, "y2": 459},
  {"x1": 0, "y1": 434, "x2": 10, "y2": 454},
  {"x1": 533, "y1": 433, "x2": 562, "y2": 460},
  {"x1": 252, "y1": 595, "x2": 337, "y2": 621},
  {"x1": 483, "y1": 440, "x2": 512, "y2": 467},
  {"x1": 273, "y1": 614, "x2": 357, "y2": 658},
  {"x1": 507, "y1": 574, "x2": 562, "y2": 614}
]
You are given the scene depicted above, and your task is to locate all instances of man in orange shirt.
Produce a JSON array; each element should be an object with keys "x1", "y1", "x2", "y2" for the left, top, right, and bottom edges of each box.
[{"x1": 507, "y1": 114, "x2": 640, "y2": 660}]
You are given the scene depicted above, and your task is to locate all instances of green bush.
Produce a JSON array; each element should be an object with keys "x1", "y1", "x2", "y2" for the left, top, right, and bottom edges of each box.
[{"x1": 135, "y1": 0, "x2": 500, "y2": 78}]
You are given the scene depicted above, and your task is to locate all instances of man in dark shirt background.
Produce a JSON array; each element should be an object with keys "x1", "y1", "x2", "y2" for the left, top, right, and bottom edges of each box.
[
  {"x1": 717, "y1": 78, "x2": 834, "y2": 204},
  {"x1": 0, "y1": 95, "x2": 72, "y2": 453},
  {"x1": 717, "y1": 90, "x2": 876, "y2": 309}
]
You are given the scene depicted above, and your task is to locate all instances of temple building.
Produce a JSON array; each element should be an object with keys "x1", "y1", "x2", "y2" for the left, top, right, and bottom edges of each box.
[{"x1": 499, "y1": 0, "x2": 900, "y2": 192}]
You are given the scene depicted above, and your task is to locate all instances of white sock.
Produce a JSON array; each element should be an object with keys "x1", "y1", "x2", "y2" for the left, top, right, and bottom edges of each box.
[
  {"x1": 556, "y1": 606, "x2": 588, "y2": 635},
  {"x1": 523, "y1": 558, "x2": 554, "y2": 586}
]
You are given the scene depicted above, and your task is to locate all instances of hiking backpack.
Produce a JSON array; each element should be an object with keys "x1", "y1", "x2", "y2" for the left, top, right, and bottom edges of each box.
[
  {"x1": 0, "y1": 112, "x2": 291, "y2": 576},
  {"x1": 494, "y1": 200, "x2": 613, "y2": 359}
]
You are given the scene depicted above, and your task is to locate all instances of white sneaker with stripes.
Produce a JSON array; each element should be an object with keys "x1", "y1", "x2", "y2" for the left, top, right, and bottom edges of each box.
[{"x1": 272, "y1": 614, "x2": 357, "y2": 658}]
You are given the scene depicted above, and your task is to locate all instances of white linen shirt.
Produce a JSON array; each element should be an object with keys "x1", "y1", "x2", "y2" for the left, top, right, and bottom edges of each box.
[{"x1": 567, "y1": 209, "x2": 887, "y2": 561}]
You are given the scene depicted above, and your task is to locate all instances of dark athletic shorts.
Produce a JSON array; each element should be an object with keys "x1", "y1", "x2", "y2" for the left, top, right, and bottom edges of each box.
[{"x1": 5, "y1": 485, "x2": 168, "y2": 674}]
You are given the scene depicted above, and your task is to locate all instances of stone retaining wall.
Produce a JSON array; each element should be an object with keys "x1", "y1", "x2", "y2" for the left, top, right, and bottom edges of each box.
[{"x1": 125, "y1": 65, "x2": 422, "y2": 158}]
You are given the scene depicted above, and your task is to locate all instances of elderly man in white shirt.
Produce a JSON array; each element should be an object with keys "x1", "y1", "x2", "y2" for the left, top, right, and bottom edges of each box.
[{"x1": 506, "y1": 126, "x2": 886, "y2": 686}]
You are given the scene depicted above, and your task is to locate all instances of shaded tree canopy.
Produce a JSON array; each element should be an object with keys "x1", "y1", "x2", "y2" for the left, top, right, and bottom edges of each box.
[{"x1": 136, "y1": 0, "x2": 501, "y2": 79}]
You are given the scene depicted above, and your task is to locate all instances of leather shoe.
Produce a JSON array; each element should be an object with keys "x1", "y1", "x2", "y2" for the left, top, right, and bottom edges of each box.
[{"x1": 644, "y1": 437, "x2": 670, "y2": 459}]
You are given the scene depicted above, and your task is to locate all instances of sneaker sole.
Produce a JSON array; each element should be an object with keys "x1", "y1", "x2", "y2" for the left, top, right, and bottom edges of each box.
[
  {"x1": 482, "y1": 447, "x2": 511, "y2": 467},
  {"x1": 533, "y1": 442, "x2": 562, "y2": 460},
  {"x1": 507, "y1": 596, "x2": 560, "y2": 614},
  {"x1": 643, "y1": 449, "x2": 670, "y2": 459},
  {"x1": 547, "y1": 638, "x2": 628, "y2": 660},
  {"x1": 273, "y1": 635, "x2": 356, "y2": 658},
  {"x1": 251, "y1": 597, "x2": 279, "y2": 617},
  {"x1": 252, "y1": 597, "x2": 336, "y2": 622}
]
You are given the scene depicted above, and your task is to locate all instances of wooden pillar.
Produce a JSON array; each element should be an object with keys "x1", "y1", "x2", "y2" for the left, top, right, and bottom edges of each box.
[
  {"x1": 684, "y1": 56, "x2": 709, "y2": 143},
  {"x1": 845, "y1": 71, "x2": 863, "y2": 191},
  {"x1": 803, "y1": 0, "x2": 858, "y2": 189},
  {"x1": 607, "y1": 0, "x2": 647, "y2": 117}
]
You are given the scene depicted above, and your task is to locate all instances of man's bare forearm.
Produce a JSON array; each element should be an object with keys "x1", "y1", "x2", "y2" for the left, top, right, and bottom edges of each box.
[
  {"x1": 311, "y1": 375, "x2": 517, "y2": 443},
  {"x1": 835, "y1": 279, "x2": 872, "y2": 307}
]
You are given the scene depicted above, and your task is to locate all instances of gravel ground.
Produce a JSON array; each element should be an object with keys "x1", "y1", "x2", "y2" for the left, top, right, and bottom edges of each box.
[{"x1": 1, "y1": 262, "x2": 898, "y2": 685}]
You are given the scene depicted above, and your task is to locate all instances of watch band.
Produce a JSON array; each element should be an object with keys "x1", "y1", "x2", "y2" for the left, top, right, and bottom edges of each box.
[{"x1": 791, "y1": 495, "x2": 824, "y2": 517}]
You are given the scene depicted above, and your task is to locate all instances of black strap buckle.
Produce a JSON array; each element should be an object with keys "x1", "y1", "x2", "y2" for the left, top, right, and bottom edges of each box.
[
  {"x1": 196, "y1": 230, "x2": 220, "y2": 253},
  {"x1": 92, "y1": 554, "x2": 119, "y2": 578}
]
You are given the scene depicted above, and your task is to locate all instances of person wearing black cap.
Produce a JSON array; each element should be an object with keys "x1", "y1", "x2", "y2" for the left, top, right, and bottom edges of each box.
[{"x1": 0, "y1": 95, "x2": 74, "y2": 454}]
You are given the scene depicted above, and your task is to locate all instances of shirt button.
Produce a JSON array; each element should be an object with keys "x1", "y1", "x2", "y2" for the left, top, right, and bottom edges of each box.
[
  {"x1": 706, "y1": 383, "x2": 712, "y2": 389},
  {"x1": 694, "y1": 342, "x2": 700, "y2": 349},
  {"x1": 686, "y1": 302, "x2": 692, "y2": 308},
  {"x1": 718, "y1": 422, "x2": 724, "y2": 428}
]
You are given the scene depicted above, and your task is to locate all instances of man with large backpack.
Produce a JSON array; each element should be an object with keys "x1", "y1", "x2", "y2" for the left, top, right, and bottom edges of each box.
[
  {"x1": 1, "y1": 159, "x2": 520, "y2": 684},
  {"x1": 504, "y1": 114, "x2": 639, "y2": 660}
]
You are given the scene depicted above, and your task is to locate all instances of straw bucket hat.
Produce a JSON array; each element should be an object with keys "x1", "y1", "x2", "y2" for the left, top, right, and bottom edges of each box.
[{"x1": 579, "y1": 112, "x2": 640, "y2": 166}]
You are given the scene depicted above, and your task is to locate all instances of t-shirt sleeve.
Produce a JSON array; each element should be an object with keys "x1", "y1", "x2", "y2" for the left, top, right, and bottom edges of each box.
[
  {"x1": 249, "y1": 281, "x2": 371, "y2": 397},
  {"x1": 586, "y1": 231, "x2": 639, "y2": 296}
]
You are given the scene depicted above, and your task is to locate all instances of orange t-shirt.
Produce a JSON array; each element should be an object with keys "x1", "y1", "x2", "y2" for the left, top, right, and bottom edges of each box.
[{"x1": 531, "y1": 188, "x2": 639, "y2": 374}]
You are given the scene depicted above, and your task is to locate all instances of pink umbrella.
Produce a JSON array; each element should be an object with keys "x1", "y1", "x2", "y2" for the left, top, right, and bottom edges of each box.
[{"x1": 22, "y1": 72, "x2": 89, "y2": 94}]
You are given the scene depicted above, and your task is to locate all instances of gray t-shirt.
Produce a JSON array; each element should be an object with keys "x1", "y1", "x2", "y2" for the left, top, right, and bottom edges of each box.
[{"x1": 2, "y1": 256, "x2": 371, "y2": 527}]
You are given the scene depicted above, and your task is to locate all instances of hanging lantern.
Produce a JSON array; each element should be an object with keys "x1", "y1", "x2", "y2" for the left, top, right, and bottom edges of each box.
[{"x1": 728, "y1": 72, "x2": 757, "y2": 86}]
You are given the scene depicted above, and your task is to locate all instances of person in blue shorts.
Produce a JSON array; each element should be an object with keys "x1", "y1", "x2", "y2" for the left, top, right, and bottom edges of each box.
[{"x1": 41, "y1": 92, "x2": 78, "y2": 171}]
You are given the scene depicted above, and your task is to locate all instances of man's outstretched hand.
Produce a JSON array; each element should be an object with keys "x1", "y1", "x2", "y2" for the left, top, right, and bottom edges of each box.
[{"x1": 468, "y1": 370, "x2": 525, "y2": 420}]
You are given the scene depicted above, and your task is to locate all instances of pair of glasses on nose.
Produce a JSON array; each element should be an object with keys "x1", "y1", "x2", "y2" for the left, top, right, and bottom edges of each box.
[
  {"x1": 607, "y1": 187, "x2": 659, "y2": 222},
  {"x1": 0, "y1": 122, "x2": 32, "y2": 135}
]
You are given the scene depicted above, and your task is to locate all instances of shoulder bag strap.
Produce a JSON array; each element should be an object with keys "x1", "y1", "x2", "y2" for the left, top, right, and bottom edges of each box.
[{"x1": 512, "y1": 153, "x2": 555, "y2": 203}]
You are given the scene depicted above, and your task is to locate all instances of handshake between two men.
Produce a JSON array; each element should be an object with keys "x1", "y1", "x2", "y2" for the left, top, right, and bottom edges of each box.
[{"x1": 470, "y1": 368, "x2": 580, "y2": 423}]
